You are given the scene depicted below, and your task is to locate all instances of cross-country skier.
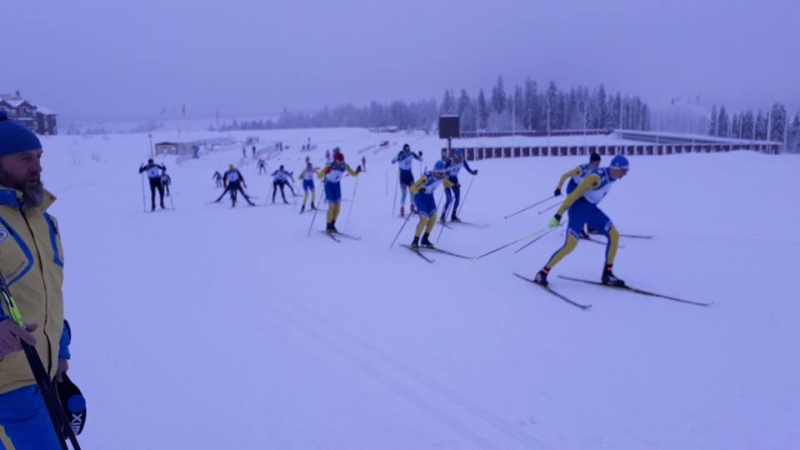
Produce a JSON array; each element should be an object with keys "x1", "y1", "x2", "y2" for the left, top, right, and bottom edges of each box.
[
  {"x1": 215, "y1": 164, "x2": 255, "y2": 207},
  {"x1": 441, "y1": 148, "x2": 478, "y2": 223},
  {"x1": 138, "y1": 158, "x2": 166, "y2": 211},
  {"x1": 553, "y1": 152, "x2": 602, "y2": 237},
  {"x1": 257, "y1": 158, "x2": 267, "y2": 175},
  {"x1": 318, "y1": 151, "x2": 361, "y2": 233},
  {"x1": 534, "y1": 155, "x2": 630, "y2": 287},
  {"x1": 409, "y1": 160, "x2": 453, "y2": 249},
  {"x1": 298, "y1": 157, "x2": 319, "y2": 213},
  {"x1": 271, "y1": 165, "x2": 292, "y2": 204},
  {"x1": 213, "y1": 171, "x2": 223, "y2": 188},
  {"x1": 391, "y1": 143, "x2": 423, "y2": 217},
  {"x1": 0, "y1": 111, "x2": 75, "y2": 449},
  {"x1": 160, "y1": 167, "x2": 172, "y2": 197}
]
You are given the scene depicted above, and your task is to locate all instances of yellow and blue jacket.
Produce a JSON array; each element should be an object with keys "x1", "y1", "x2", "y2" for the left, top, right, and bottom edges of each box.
[
  {"x1": 555, "y1": 168, "x2": 617, "y2": 217},
  {"x1": 0, "y1": 188, "x2": 69, "y2": 394},
  {"x1": 410, "y1": 172, "x2": 454, "y2": 195}
]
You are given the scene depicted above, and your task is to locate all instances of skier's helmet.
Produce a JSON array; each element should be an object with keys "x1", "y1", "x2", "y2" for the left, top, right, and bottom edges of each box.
[
  {"x1": 403, "y1": 143, "x2": 410, "y2": 152},
  {"x1": 334, "y1": 152, "x2": 344, "y2": 162},
  {"x1": 610, "y1": 155, "x2": 629, "y2": 170},
  {"x1": 433, "y1": 161, "x2": 447, "y2": 172}
]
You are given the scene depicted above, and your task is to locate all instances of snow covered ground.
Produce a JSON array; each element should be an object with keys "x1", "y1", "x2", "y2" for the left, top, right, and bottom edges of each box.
[{"x1": 38, "y1": 128, "x2": 799, "y2": 449}]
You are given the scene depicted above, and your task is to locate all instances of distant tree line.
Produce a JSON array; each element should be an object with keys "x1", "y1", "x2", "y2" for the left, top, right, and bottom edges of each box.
[
  {"x1": 440, "y1": 76, "x2": 651, "y2": 133},
  {"x1": 215, "y1": 75, "x2": 653, "y2": 134},
  {"x1": 708, "y1": 103, "x2": 800, "y2": 152}
]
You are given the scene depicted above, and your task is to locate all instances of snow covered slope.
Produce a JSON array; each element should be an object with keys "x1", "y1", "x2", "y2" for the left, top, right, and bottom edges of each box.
[{"x1": 39, "y1": 128, "x2": 799, "y2": 449}]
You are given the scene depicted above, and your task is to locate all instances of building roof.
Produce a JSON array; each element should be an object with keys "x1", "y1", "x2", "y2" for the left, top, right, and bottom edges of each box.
[{"x1": 0, "y1": 94, "x2": 55, "y2": 114}]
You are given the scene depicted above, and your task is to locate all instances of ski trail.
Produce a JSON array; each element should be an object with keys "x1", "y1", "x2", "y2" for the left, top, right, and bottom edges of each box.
[{"x1": 239, "y1": 279, "x2": 551, "y2": 450}]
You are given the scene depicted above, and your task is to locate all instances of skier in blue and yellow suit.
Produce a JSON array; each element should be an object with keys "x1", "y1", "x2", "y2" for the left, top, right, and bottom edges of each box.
[
  {"x1": 534, "y1": 155, "x2": 630, "y2": 287},
  {"x1": 0, "y1": 111, "x2": 73, "y2": 450},
  {"x1": 409, "y1": 160, "x2": 453, "y2": 249},
  {"x1": 318, "y1": 151, "x2": 360, "y2": 233}
]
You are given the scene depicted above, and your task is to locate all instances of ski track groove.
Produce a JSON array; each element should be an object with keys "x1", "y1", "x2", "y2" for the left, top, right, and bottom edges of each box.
[{"x1": 250, "y1": 286, "x2": 551, "y2": 450}]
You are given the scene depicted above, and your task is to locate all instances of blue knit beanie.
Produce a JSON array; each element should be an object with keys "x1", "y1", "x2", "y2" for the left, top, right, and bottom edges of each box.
[{"x1": 0, "y1": 110, "x2": 42, "y2": 156}]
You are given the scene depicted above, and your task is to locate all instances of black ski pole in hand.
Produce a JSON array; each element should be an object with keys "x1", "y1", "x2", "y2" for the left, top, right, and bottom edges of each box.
[
  {"x1": 0, "y1": 273, "x2": 82, "y2": 450},
  {"x1": 504, "y1": 195, "x2": 559, "y2": 219}
]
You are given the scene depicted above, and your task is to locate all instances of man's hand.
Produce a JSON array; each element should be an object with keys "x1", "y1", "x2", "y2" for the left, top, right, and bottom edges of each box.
[
  {"x1": 554, "y1": 188, "x2": 561, "y2": 197},
  {"x1": 0, "y1": 320, "x2": 37, "y2": 357},
  {"x1": 548, "y1": 214, "x2": 562, "y2": 229},
  {"x1": 56, "y1": 358, "x2": 69, "y2": 382}
]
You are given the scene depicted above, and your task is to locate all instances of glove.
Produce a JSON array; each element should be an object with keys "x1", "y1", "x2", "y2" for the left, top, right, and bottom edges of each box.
[
  {"x1": 473, "y1": 170, "x2": 479, "y2": 175},
  {"x1": 548, "y1": 214, "x2": 562, "y2": 228},
  {"x1": 554, "y1": 188, "x2": 561, "y2": 197},
  {"x1": 419, "y1": 151, "x2": 423, "y2": 156},
  {"x1": 356, "y1": 166, "x2": 362, "y2": 174}
]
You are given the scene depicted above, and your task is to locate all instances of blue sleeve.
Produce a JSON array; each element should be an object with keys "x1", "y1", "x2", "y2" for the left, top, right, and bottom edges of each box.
[
  {"x1": 464, "y1": 160, "x2": 477, "y2": 175},
  {"x1": 391, "y1": 153, "x2": 399, "y2": 164},
  {"x1": 414, "y1": 153, "x2": 422, "y2": 161},
  {"x1": 59, "y1": 320, "x2": 72, "y2": 360}
]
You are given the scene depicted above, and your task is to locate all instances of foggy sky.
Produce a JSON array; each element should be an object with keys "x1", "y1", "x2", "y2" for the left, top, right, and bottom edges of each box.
[{"x1": 4, "y1": 0, "x2": 799, "y2": 121}]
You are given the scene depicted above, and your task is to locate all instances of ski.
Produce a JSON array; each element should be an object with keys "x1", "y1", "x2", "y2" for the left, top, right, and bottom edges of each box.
[
  {"x1": 401, "y1": 244, "x2": 435, "y2": 263},
  {"x1": 619, "y1": 234, "x2": 654, "y2": 239},
  {"x1": 333, "y1": 231, "x2": 361, "y2": 241},
  {"x1": 513, "y1": 273, "x2": 592, "y2": 310},
  {"x1": 448, "y1": 221, "x2": 489, "y2": 229},
  {"x1": 557, "y1": 275, "x2": 712, "y2": 307},
  {"x1": 320, "y1": 231, "x2": 341, "y2": 243},
  {"x1": 417, "y1": 246, "x2": 473, "y2": 260}
]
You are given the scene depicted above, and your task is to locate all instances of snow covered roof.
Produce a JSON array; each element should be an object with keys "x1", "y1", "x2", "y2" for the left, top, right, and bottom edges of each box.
[{"x1": 36, "y1": 106, "x2": 57, "y2": 115}]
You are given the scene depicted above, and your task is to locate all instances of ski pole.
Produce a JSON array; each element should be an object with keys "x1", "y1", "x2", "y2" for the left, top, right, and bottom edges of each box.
[
  {"x1": 390, "y1": 210, "x2": 413, "y2": 248},
  {"x1": 435, "y1": 191, "x2": 447, "y2": 243},
  {"x1": 456, "y1": 175, "x2": 476, "y2": 217},
  {"x1": 391, "y1": 173, "x2": 399, "y2": 217},
  {"x1": 344, "y1": 176, "x2": 359, "y2": 231},
  {"x1": 513, "y1": 225, "x2": 560, "y2": 254},
  {"x1": 0, "y1": 273, "x2": 81, "y2": 450},
  {"x1": 504, "y1": 195, "x2": 559, "y2": 219},
  {"x1": 140, "y1": 173, "x2": 146, "y2": 212},
  {"x1": 473, "y1": 227, "x2": 549, "y2": 260},
  {"x1": 308, "y1": 190, "x2": 326, "y2": 236},
  {"x1": 538, "y1": 202, "x2": 560, "y2": 215}
]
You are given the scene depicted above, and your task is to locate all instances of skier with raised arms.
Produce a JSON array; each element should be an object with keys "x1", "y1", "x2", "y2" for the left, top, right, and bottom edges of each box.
[
  {"x1": 318, "y1": 151, "x2": 361, "y2": 233},
  {"x1": 441, "y1": 148, "x2": 478, "y2": 223},
  {"x1": 391, "y1": 143, "x2": 422, "y2": 217}
]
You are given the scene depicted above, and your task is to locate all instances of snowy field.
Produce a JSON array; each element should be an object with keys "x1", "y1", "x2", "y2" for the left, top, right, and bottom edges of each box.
[{"x1": 39, "y1": 128, "x2": 798, "y2": 449}]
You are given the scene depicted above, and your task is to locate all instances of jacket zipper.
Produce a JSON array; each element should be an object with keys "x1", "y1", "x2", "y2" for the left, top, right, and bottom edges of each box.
[{"x1": 20, "y1": 207, "x2": 52, "y2": 374}]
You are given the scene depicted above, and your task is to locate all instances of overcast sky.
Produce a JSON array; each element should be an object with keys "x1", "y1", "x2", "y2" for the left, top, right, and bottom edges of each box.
[{"x1": 4, "y1": 0, "x2": 798, "y2": 120}]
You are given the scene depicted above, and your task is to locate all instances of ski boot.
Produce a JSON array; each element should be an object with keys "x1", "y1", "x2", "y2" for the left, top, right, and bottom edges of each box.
[
  {"x1": 450, "y1": 214, "x2": 462, "y2": 223},
  {"x1": 411, "y1": 205, "x2": 418, "y2": 215},
  {"x1": 411, "y1": 236, "x2": 420, "y2": 249},
  {"x1": 151, "y1": 204, "x2": 155, "y2": 212},
  {"x1": 330, "y1": 221, "x2": 339, "y2": 234},
  {"x1": 311, "y1": 202, "x2": 316, "y2": 210},
  {"x1": 400, "y1": 206, "x2": 405, "y2": 218},
  {"x1": 601, "y1": 265, "x2": 625, "y2": 287},
  {"x1": 440, "y1": 215, "x2": 447, "y2": 224},
  {"x1": 300, "y1": 204, "x2": 306, "y2": 214},
  {"x1": 420, "y1": 232, "x2": 434, "y2": 249},
  {"x1": 533, "y1": 268, "x2": 549, "y2": 287},
  {"x1": 326, "y1": 222, "x2": 335, "y2": 234}
]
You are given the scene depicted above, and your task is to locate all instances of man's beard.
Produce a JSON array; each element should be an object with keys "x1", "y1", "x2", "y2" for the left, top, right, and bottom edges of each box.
[{"x1": 0, "y1": 169, "x2": 44, "y2": 208}]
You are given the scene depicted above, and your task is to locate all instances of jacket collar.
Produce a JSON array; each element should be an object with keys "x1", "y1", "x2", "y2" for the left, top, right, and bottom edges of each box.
[{"x1": 0, "y1": 187, "x2": 56, "y2": 211}]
